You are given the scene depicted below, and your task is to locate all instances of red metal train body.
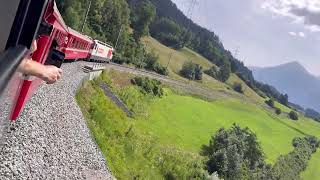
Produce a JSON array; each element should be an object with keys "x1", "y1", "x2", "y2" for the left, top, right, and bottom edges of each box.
[{"x1": 0, "y1": 0, "x2": 114, "y2": 121}]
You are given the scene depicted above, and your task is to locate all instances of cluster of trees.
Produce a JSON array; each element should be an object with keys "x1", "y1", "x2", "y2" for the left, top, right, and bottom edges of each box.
[
  {"x1": 305, "y1": 108, "x2": 320, "y2": 122},
  {"x1": 204, "y1": 64, "x2": 231, "y2": 83},
  {"x1": 131, "y1": 77, "x2": 164, "y2": 96},
  {"x1": 254, "y1": 81, "x2": 289, "y2": 106},
  {"x1": 180, "y1": 61, "x2": 203, "y2": 81},
  {"x1": 201, "y1": 124, "x2": 320, "y2": 180}
]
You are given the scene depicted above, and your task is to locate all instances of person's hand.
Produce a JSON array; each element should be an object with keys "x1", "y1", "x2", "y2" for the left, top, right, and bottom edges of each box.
[
  {"x1": 40, "y1": 65, "x2": 63, "y2": 84},
  {"x1": 30, "y1": 40, "x2": 37, "y2": 53}
]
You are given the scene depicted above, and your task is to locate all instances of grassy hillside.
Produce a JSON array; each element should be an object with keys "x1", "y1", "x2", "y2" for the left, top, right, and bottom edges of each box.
[
  {"x1": 142, "y1": 36, "x2": 213, "y2": 74},
  {"x1": 142, "y1": 36, "x2": 265, "y2": 102}
]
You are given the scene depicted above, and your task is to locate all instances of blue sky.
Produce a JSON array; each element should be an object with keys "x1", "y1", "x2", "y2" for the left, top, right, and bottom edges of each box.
[{"x1": 171, "y1": 0, "x2": 320, "y2": 76}]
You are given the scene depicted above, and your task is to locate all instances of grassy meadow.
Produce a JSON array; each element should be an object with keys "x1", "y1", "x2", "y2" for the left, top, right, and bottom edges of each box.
[{"x1": 136, "y1": 91, "x2": 320, "y2": 164}]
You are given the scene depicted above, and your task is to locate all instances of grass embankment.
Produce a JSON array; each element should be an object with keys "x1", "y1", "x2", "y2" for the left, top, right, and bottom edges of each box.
[{"x1": 76, "y1": 74, "x2": 206, "y2": 179}]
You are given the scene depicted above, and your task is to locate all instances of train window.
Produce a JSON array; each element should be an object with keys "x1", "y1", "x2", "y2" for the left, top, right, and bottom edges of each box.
[{"x1": 72, "y1": 39, "x2": 76, "y2": 48}]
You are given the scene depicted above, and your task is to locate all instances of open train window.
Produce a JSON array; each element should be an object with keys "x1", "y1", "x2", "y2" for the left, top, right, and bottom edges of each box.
[{"x1": 0, "y1": 0, "x2": 48, "y2": 97}]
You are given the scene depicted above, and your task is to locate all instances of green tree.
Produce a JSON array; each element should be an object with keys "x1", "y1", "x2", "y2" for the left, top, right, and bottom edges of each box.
[
  {"x1": 217, "y1": 59, "x2": 231, "y2": 82},
  {"x1": 204, "y1": 66, "x2": 218, "y2": 79},
  {"x1": 180, "y1": 61, "x2": 203, "y2": 81},
  {"x1": 279, "y1": 94, "x2": 289, "y2": 106},
  {"x1": 201, "y1": 125, "x2": 266, "y2": 180},
  {"x1": 265, "y1": 99, "x2": 275, "y2": 108},
  {"x1": 131, "y1": 0, "x2": 156, "y2": 41},
  {"x1": 233, "y1": 83, "x2": 243, "y2": 94},
  {"x1": 289, "y1": 111, "x2": 299, "y2": 120}
]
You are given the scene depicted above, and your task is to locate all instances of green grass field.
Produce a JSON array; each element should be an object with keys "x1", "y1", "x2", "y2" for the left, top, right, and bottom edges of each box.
[{"x1": 135, "y1": 91, "x2": 320, "y2": 165}]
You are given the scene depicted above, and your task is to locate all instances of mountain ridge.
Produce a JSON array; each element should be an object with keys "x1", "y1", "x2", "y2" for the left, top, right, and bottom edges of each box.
[{"x1": 250, "y1": 61, "x2": 320, "y2": 111}]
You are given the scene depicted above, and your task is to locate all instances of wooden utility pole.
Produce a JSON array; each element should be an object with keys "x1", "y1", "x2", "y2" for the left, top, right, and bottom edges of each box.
[{"x1": 115, "y1": 25, "x2": 123, "y2": 49}]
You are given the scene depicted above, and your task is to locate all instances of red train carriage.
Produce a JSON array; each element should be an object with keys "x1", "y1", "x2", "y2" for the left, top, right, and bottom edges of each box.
[
  {"x1": 63, "y1": 28, "x2": 93, "y2": 61},
  {"x1": 1, "y1": 0, "x2": 114, "y2": 121}
]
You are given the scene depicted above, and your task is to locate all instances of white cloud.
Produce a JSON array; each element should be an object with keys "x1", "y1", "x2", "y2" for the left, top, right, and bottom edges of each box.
[
  {"x1": 262, "y1": 0, "x2": 320, "y2": 33},
  {"x1": 289, "y1": 31, "x2": 297, "y2": 36},
  {"x1": 288, "y1": 31, "x2": 306, "y2": 37},
  {"x1": 299, "y1": 32, "x2": 306, "y2": 37}
]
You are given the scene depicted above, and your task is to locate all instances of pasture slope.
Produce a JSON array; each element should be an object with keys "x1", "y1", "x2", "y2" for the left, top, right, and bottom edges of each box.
[{"x1": 77, "y1": 37, "x2": 320, "y2": 179}]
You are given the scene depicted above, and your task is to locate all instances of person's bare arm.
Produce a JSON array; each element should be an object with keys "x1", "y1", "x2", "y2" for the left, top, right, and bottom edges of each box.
[{"x1": 18, "y1": 59, "x2": 63, "y2": 84}]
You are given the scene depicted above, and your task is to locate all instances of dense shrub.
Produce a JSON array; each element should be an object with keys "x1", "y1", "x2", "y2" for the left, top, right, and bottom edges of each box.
[
  {"x1": 204, "y1": 66, "x2": 218, "y2": 79},
  {"x1": 233, "y1": 83, "x2": 243, "y2": 94},
  {"x1": 289, "y1": 111, "x2": 299, "y2": 120},
  {"x1": 265, "y1": 99, "x2": 275, "y2": 108},
  {"x1": 145, "y1": 51, "x2": 168, "y2": 76},
  {"x1": 131, "y1": 77, "x2": 163, "y2": 97},
  {"x1": 180, "y1": 61, "x2": 203, "y2": 80},
  {"x1": 271, "y1": 136, "x2": 320, "y2": 179},
  {"x1": 275, "y1": 107, "x2": 281, "y2": 115}
]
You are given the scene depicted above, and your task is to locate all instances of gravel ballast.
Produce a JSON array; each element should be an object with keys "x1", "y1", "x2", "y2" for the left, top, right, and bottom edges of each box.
[{"x1": 0, "y1": 62, "x2": 114, "y2": 180}]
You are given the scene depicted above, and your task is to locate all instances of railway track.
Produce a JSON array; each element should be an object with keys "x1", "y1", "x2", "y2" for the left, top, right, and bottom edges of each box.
[
  {"x1": 105, "y1": 62, "x2": 241, "y2": 101},
  {"x1": 0, "y1": 61, "x2": 113, "y2": 180}
]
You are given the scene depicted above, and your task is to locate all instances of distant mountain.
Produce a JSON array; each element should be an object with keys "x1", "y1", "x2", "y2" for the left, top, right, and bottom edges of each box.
[{"x1": 250, "y1": 62, "x2": 320, "y2": 112}]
